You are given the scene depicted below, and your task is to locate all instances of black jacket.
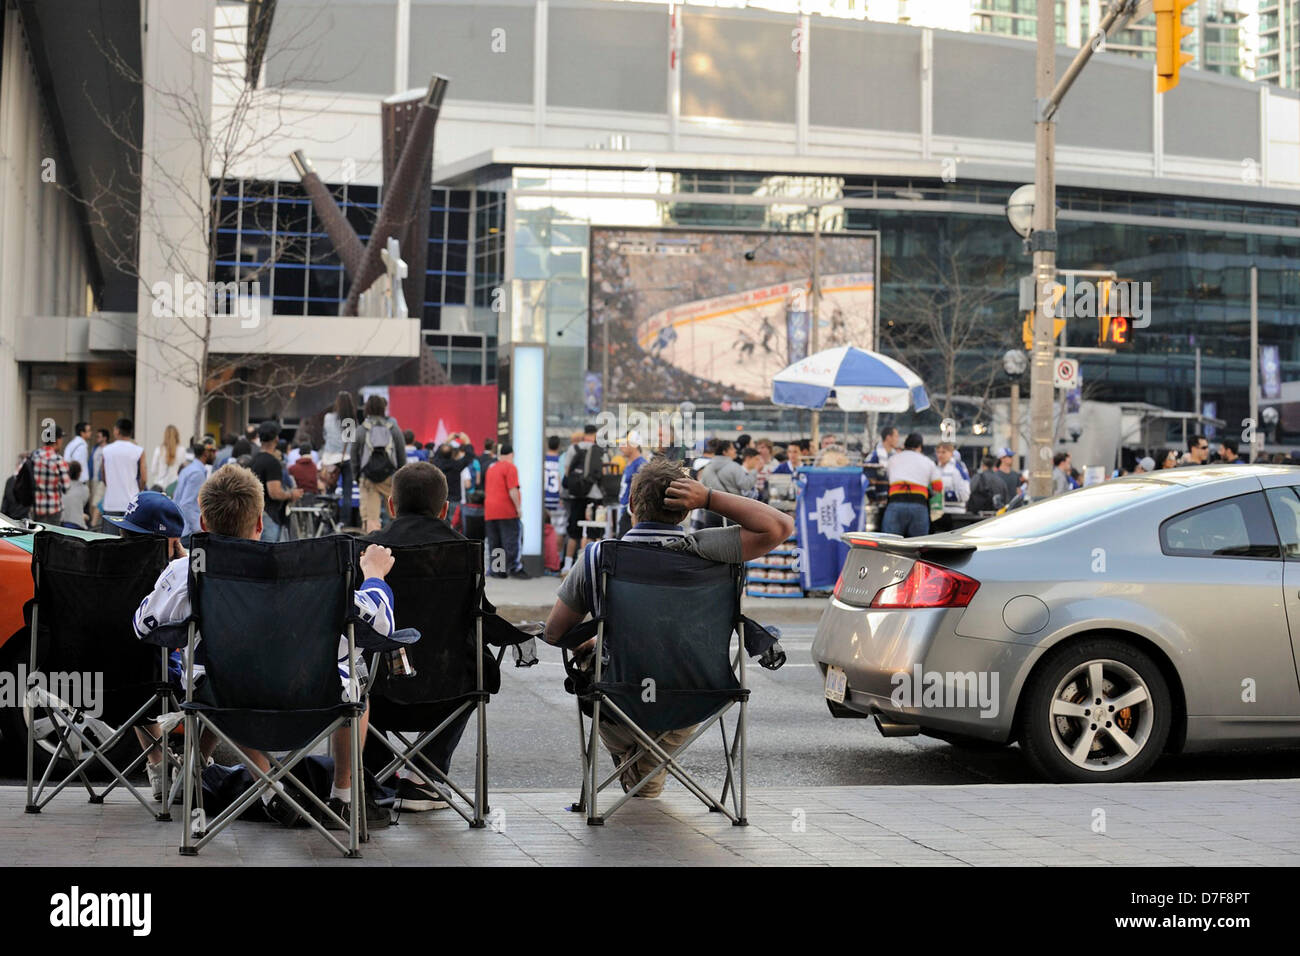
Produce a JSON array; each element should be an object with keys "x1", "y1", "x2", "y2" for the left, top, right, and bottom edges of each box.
[
  {"x1": 366, "y1": 512, "x2": 461, "y2": 548},
  {"x1": 363, "y1": 513, "x2": 523, "y2": 646},
  {"x1": 431, "y1": 450, "x2": 475, "y2": 503}
]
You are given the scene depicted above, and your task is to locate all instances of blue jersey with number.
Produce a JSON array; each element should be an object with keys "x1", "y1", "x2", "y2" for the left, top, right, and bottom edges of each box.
[
  {"x1": 544, "y1": 453, "x2": 562, "y2": 507},
  {"x1": 619, "y1": 455, "x2": 647, "y2": 507}
]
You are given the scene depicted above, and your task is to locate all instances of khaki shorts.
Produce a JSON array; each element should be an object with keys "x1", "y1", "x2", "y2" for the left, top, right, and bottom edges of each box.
[
  {"x1": 359, "y1": 475, "x2": 393, "y2": 525},
  {"x1": 598, "y1": 720, "x2": 697, "y2": 799}
]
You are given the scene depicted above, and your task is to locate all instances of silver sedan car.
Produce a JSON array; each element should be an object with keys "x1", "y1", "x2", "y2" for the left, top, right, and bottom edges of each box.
[{"x1": 812, "y1": 464, "x2": 1300, "y2": 782}]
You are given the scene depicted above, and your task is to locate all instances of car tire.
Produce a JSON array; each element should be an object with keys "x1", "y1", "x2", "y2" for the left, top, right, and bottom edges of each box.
[{"x1": 1019, "y1": 637, "x2": 1171, "y2": 783}]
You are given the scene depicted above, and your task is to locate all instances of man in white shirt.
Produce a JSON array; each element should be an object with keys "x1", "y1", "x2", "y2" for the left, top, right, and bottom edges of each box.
[
  {"x1": 935, "y1": 442, "x2": 970, "y2": 506},
  {"x1": 100, "y1": 417, "x2": 147, "y2": 530},
  {"x1": 883, "y1": 433, "x2": 943, "y2": 538},
  {"x1": 63, "y1": 422, "x2": 91, "y2": 485}
]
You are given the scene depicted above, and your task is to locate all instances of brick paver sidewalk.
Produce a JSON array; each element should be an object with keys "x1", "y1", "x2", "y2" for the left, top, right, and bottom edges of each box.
[{"x1": 3, "y1": 781, "x2": 1297, "y2": 866}]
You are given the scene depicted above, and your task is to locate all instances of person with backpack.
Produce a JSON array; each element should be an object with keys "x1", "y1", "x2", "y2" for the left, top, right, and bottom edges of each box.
[
  {"x1": 351, "y1": 394, "x2": 406, "y2": 534},
  {"x1": 966, "y1": 455, "x2": 1005, "y2": 514},
  {"x1": 3, "y1": 453, "x2": 32, "y2": 520},
  {"x1": 560, "y1": 423, "x2": 606, "y2": 574}
]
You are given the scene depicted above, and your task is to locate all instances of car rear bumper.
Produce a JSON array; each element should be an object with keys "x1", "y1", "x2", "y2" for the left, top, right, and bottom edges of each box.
[{"x1": 811, "y1": 597, "x2": 1037, "y2": 742}]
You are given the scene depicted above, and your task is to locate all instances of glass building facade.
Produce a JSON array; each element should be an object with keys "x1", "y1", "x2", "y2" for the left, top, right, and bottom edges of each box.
[
  {"x1": 213, "y1": 180, "x2": 473, "y2": 329},
  {"x1": 439, "y1": 164, "x2": 1300, "y2": 446},
  {"x1": 210, "y1": 163, "x2": 1300, "y2": 446}
]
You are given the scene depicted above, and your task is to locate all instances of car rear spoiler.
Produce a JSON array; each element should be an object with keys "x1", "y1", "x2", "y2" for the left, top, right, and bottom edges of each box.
[{"x1": 842, "y1": 532, "x2": 977, "y2": 559}]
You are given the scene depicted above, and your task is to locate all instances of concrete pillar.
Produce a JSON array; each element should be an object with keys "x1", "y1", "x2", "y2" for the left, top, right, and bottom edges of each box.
[{"x1": 134, "y1": 0, "x2": 213, "y2": 447}]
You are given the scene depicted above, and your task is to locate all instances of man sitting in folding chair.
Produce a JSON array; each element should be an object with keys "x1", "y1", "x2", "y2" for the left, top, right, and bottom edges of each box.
[
  {"x1": 363, "y1": 460, "x2": 538, "y2": 822},
  {"x1": 132, "y1": 464, "x2": 399, "y2": 834},
  {"x1": 543, "y1": 457, "x2": 792, "y2": 822}
]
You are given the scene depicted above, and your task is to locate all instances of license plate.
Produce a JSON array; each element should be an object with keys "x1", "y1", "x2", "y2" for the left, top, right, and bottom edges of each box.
[{"x1": 824, "y1": 665, "x2": 847, "y2": 703}]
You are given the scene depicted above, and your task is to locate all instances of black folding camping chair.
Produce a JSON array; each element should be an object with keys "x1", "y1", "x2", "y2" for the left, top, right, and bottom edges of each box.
[
  {"x1": 24, "y1": 532, "x2": 178, "y2": 821},
  {"x1": 362, "y1": 538, "x2": 536, "y2": 828},
  {"x1": 173, "y1": 534, "x2": 407, "y2": 858},
  {"x1": 556, "y1": 540, "x2": 782, "y2": 826}
]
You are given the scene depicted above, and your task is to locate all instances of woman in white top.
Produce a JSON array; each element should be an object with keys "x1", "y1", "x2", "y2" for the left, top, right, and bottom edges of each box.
[
  {"x1": 149, "y1": 424, "x2": 183, "y2": 493},
  {"x1": 322, "y1": 391, "x2": 357, "y2": 525}
]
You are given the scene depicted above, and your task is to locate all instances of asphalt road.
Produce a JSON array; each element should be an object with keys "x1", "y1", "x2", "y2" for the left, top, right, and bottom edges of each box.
[
  {"x1": 470, "y1": 625, "x2": 1300, "y2": 790},
  {"x1": 5, "y1": 625, "x2": 1299, "y2": 788}
]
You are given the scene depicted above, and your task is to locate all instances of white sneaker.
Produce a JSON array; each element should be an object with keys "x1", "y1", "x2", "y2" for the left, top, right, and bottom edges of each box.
[{"x1": 146, "y1": 760, "x2": 165, "y2": 802}]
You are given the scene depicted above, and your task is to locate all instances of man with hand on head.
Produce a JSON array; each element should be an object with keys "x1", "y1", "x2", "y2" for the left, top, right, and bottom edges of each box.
[{"x1": 543, "y1": 458, "x2": 793, "y2": 798}]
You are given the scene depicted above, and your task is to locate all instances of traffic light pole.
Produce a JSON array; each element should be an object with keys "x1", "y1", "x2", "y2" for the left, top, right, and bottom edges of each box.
[
  {"x1": 1030, "y1": 0, "x2": 1136, "y2": 499},
  {"x1": 1029, "y1": 0, "x2": 1058, "y2": 501}
]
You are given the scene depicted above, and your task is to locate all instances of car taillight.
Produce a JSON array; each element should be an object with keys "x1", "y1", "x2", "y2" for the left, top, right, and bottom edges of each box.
[{"x1": 869, "y1": 561, "x2": 979, "y2": 609}]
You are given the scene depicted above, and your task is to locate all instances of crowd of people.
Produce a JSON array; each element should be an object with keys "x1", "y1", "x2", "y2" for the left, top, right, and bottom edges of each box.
[{"x1": 3, "y1": 409, "x2": 1281, "y2": 559}]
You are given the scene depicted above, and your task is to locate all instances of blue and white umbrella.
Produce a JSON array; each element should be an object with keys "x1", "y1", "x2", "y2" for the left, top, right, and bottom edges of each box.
[{"x1": 771, "y1": 345, "x2": 929, "y2": 413}]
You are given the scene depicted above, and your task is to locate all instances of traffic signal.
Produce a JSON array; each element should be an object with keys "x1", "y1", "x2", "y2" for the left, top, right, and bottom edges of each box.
[
  {"x1": 1097, "y1": 279, "x2": 1136, "y2": 349},
  {"x1": 1098, "y1": 314, "x2": 1132, "y2": 348},
  {"x1": 1155, "y1": 0, "x2": 1195, "y2": 94},
  {"x1": 1021, "y1": 281, "x2": 1068, "y2": 349},
  {"x1": 1021, "y1": 312, "x2": 1067, "y2": 350}
]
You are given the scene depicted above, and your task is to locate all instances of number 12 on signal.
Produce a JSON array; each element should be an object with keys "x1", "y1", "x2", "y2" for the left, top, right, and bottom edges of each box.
[{"x1": 1098, "y1": 315, "x2": 1133, "y2": 349}]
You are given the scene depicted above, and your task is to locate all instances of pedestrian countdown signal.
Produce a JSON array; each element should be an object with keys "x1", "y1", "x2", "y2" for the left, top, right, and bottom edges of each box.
[{"x1": 1098, "y1": 314, "x2": 1132, "y2": 349}]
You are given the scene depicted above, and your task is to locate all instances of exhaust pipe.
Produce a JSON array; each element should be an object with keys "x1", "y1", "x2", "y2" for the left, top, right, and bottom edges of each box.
[{"x1": 874, "y1": 715, "x2": 920, "y2": 737}]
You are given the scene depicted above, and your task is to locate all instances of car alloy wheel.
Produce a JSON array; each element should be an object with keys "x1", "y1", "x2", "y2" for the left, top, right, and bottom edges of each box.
[{"x1": 1048, "y1": 658, "x2": 1152, "y2": 773}]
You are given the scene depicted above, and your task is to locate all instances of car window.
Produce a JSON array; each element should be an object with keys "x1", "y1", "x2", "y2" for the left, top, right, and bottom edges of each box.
[
  {"x1": 959, "y1": 479, "x2": 1167, "y2": 539},
  {"x1": 1160, "y1": 492, "x2": 1280, "y2": 559},
  {"x1": 1265, "y1": 487, "x2": 1300, "y2": 559}
]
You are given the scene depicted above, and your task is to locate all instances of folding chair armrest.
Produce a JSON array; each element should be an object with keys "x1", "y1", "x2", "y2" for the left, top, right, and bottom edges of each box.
[
  {"x1": 141, "y1": 621, "x2": 191, "y2": 649},
  {"x1": 547, "y1": 619, "x2": 598, "y2": 651},
  {"x1": 355, "y1": 625, "x2": 421, "y2": 652}
]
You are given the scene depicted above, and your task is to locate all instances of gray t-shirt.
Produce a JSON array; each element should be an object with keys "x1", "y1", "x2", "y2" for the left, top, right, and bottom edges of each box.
[
  {"x1": 557, "y1": 523, "x2": 743, "y2": 618},
  {"x1": 60, "y1": 481, "x2": 89, "y2": 527}
]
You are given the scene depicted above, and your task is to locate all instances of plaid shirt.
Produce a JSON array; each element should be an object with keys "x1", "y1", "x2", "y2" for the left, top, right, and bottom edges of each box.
[{"x1": 31, "y1": 446, "x2": 70, "y2": 517}]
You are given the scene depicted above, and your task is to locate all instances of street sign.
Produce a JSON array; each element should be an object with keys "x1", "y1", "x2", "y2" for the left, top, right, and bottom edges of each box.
[{"x1": 1053, "y1": 358, "x2": 1079, "y2": 389}]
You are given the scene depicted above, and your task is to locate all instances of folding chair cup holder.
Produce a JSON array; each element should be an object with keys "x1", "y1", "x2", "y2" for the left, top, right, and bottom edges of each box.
[{"x1": 559, "y1": 541, "x2": 753, "y2": 827}]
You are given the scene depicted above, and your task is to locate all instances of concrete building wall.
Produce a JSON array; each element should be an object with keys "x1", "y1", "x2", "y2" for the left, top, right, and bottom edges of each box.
[
  {"x1": 223, "y1": 2, "x2": 1299, "y2": 198},
  {"x1": 0, "y1": 7, "x2": 93, "y2": 465},
  {"x1": 132, "y1": 0, "x2": 214, "y2": 451}
]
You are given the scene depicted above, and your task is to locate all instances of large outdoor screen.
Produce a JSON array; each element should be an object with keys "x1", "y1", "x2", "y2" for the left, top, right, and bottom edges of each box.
[{"x1": 588, "y1": 228, "x2": 877, "y2": 405}]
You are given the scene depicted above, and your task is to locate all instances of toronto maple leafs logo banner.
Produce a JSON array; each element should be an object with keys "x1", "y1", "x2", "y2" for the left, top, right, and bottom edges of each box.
[{"x1": 796, "y1": 467, "x2": 868, "y2": 591}]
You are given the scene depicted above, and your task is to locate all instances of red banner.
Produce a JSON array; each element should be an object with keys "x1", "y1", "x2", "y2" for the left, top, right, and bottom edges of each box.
[{"x1": 386, "y1": 385, "x2": 498, "y2": 449}]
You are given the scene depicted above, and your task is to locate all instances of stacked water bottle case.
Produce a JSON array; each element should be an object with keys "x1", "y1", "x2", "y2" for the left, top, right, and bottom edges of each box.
[{"x1": 745, "y1": 535, "x2": 802, "y2": 598}]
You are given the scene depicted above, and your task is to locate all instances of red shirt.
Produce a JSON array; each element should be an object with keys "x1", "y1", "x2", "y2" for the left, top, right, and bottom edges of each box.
[
  {"x1": 484, "y1": 459, "x2": 519, "y2": 520},
  {"x1": 289, "y1": 457, "x2": 318, "y2": 492}
]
